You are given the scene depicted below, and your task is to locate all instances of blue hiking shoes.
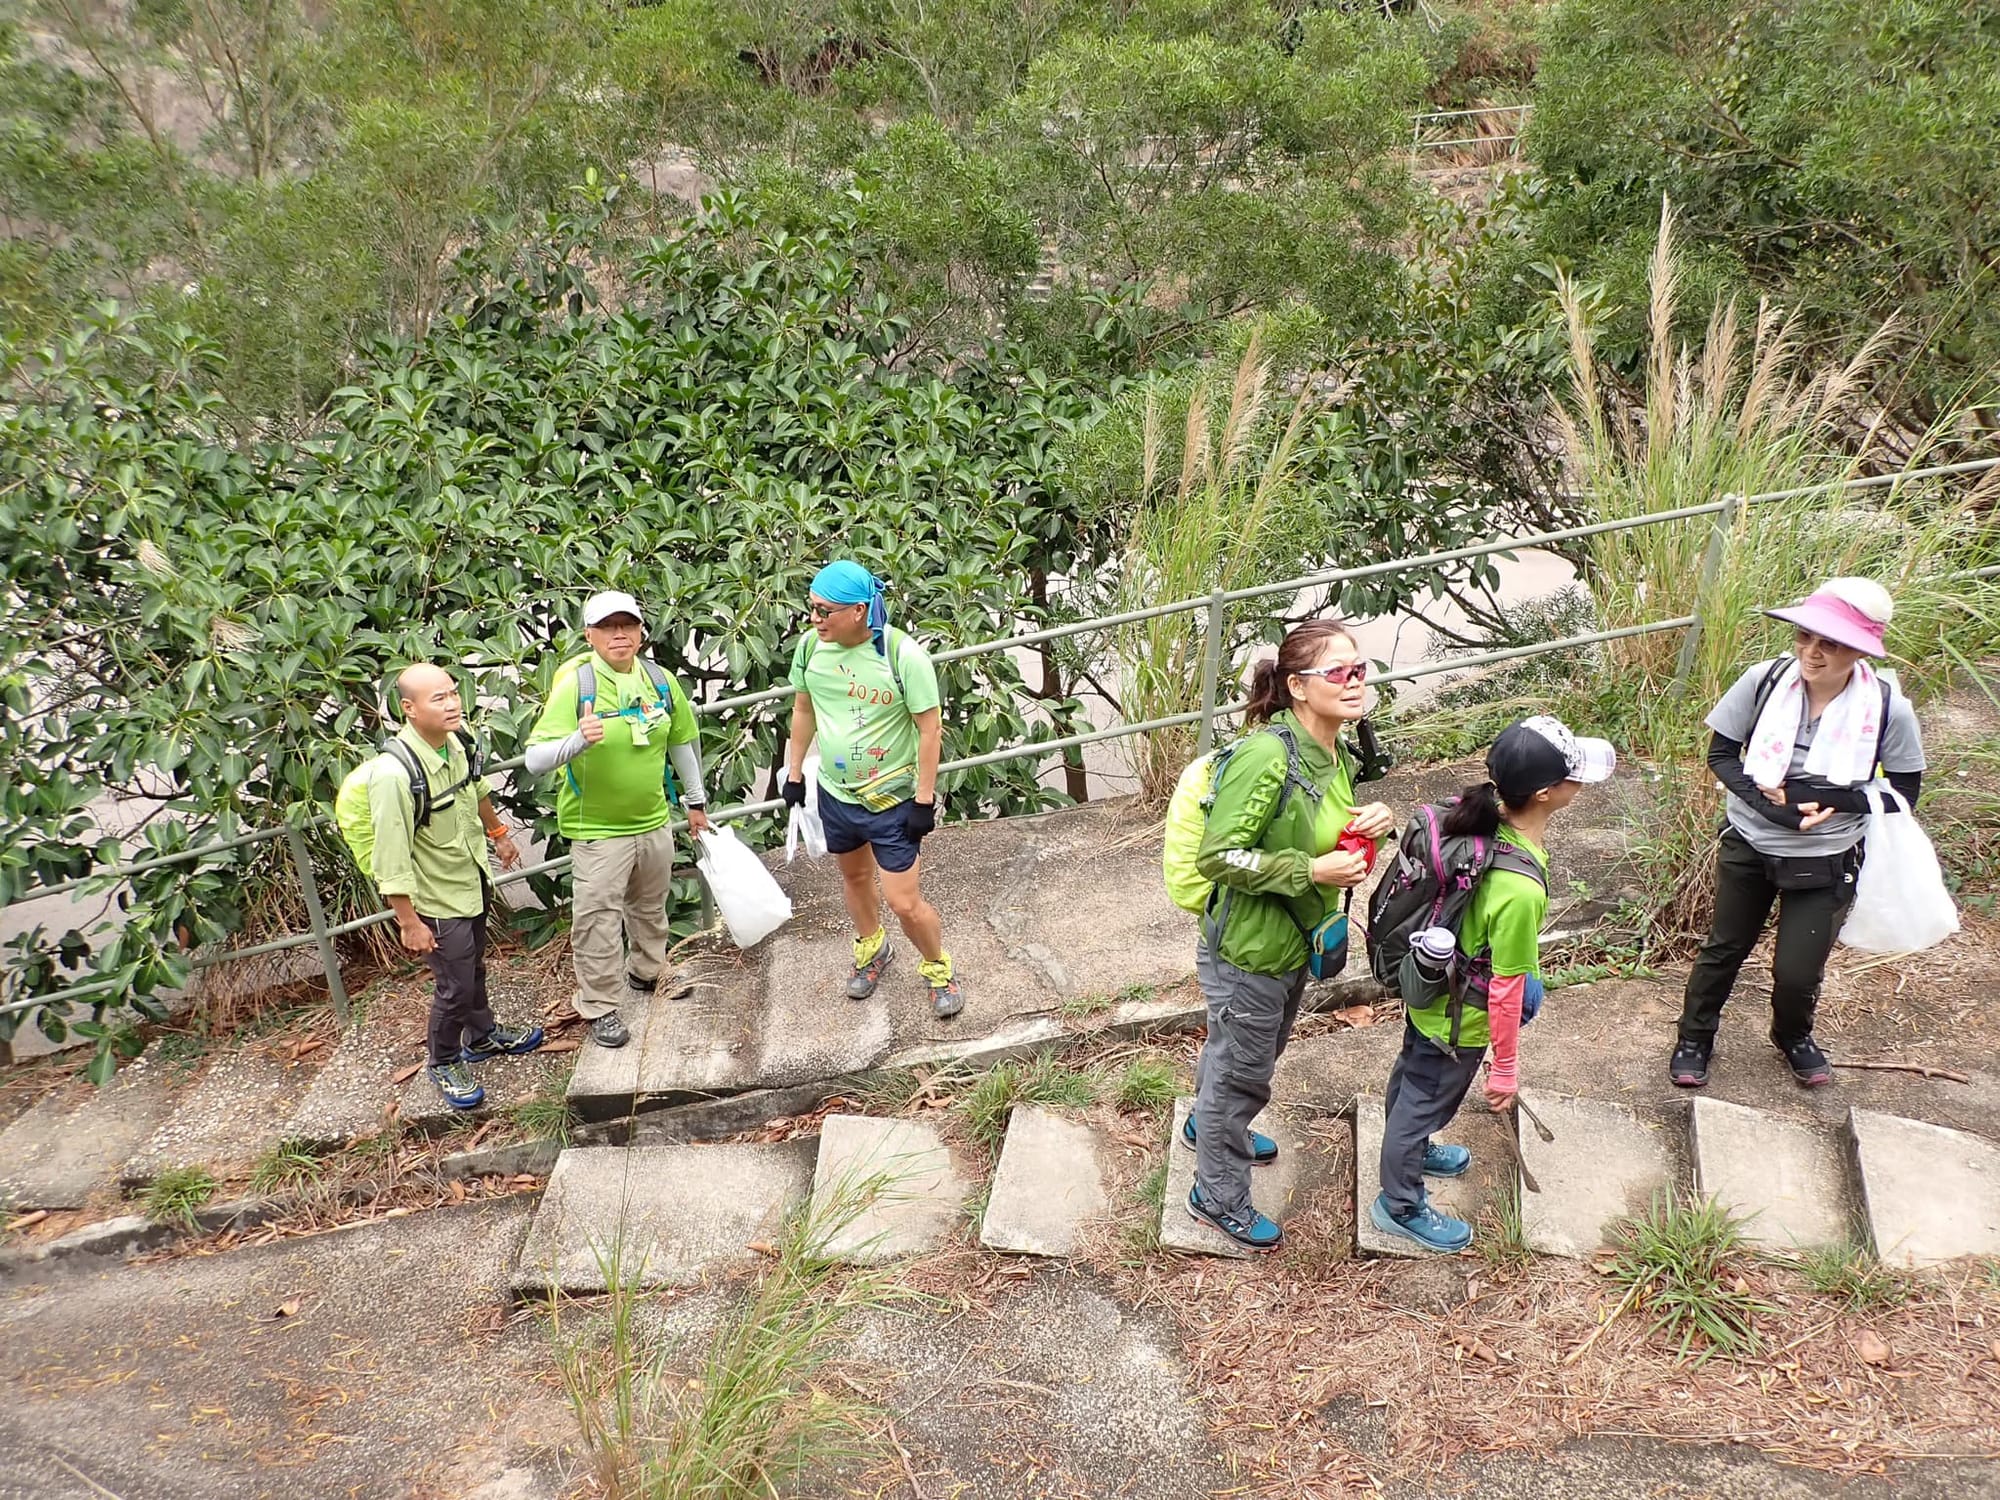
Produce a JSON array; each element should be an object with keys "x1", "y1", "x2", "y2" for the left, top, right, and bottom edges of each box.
[
  {"x1": 426, "y1": 1060, "x2": 486, "y2": 1111},
  {"x1": 460, "y1": 1023, "x2": 545, "y2": 1063},
  {"x1": 1187, "y1": 1185, "x2": 1282, "y2": 1252},
  {"x1": 1422, "y1": 1142, "x2": 1472, "y2": 1178},
  {"x1": 1180, "y1": 1113, "x2": 1279, "y2": 1164},
  {"x1": 1369, "y1": 1192, "x2": 1472, "y2": 1254}
]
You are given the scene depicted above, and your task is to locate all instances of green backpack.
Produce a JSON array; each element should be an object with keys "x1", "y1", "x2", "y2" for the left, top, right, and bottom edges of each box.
[
  {"x1": 333, "y1": 733, "x2": 481, "y2": 880},
  {"x1": 1161, "y1": 724, "x2": 1312, "y2": 914}
]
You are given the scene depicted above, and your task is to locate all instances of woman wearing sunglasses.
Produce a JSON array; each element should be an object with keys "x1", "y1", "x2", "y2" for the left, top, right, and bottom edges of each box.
[
  {"x1": 1184, "y1": 619, "x2": 1395, "y2": 1251},
  {"x1": 1670, "y1": 577, "x2": 1926, "y2": 1090}
]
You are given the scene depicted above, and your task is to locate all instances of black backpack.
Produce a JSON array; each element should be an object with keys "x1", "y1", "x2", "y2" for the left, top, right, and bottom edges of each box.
[{"x1": 1365, "y1": 801, "x2": 1546, "y2": 1040}]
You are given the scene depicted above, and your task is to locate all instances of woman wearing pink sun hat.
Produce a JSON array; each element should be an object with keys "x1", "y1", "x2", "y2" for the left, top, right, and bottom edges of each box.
[{"x1": 1669, "y1": 577, "x2": 1927, "y2": 1091}]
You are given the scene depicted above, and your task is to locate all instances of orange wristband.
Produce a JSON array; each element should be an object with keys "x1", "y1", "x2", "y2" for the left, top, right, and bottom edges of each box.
[{"x1": 485, "y1": 825, "x2": 508, "y2": 839}]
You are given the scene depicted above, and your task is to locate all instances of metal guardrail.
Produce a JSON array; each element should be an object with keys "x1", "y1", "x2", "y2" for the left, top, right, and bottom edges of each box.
[
  {"x1": 4, "y1": 455, "x2": 1996, "y2": 1028},
  {"x1": 1412, "y1": 103, "x2": 1531, "y2": 153}
]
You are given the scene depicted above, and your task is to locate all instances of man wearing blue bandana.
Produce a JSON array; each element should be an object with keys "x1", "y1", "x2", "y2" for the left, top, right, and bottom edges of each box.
[{"x1": 782, "y1": 561, "x2": 961, "y2": 1018}]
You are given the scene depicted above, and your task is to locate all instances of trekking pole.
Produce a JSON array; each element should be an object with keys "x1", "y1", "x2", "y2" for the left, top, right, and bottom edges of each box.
[
  {"x1": 1500, "y1": 1115, "x2": 1541, "y2": 1195},
  {"x1": 1515, "y1": 1092, "x2": 1556, "y2": 1144}
]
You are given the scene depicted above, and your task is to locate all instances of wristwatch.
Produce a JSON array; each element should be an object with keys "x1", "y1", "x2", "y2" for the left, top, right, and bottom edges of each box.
[{"x1": 683, "y1": 798, "x2": 706, "y2": 811}]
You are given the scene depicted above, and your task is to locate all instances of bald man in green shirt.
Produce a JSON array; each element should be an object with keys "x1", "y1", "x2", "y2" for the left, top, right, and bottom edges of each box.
[{"x1": 370, "y1": 663, "x2": 543, "y2": 1112}]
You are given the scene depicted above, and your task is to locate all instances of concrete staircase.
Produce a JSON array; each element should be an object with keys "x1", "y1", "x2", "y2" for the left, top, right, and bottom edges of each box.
[{"x1": 506, "y1": 1079, "x2": 2000, "y2": 1296}]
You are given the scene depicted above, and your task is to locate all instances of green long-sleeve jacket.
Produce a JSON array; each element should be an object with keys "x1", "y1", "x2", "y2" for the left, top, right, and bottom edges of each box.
[{"x1": 1195, "y1": 710, "x2": 1356, "y2": 975}]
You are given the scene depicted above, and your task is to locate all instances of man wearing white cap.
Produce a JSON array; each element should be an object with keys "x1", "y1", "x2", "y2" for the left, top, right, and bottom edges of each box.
[{"x1": 526, "y1": 591, "x2": 710, "y2": 1048}]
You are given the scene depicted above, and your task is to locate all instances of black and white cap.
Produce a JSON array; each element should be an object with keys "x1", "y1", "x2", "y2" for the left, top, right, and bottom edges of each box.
[{"x1": 1488, "y1": 715, "x2": 1617, "y2": 802}]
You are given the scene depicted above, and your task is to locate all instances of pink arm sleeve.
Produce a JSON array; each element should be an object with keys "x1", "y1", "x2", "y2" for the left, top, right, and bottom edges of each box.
[{"x1": 1486, "y1": 973, "x2": 1525, "y2": 1089}]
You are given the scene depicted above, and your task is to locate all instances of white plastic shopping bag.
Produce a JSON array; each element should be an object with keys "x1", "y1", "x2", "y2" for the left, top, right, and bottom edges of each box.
[
  {"x1": 1838, "y1": 783, "x2": 1959, "y2": 954},
  {"x1": 784, "y1": 754, "x2": 827, "y2": 863},
  {"x1": 695, "y1": 827, "x2": 793, "y2": 948}
]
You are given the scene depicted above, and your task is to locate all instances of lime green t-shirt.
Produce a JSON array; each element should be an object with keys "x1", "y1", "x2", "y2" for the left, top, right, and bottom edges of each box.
[
  {"x1": 528, "y1": 652, "x2": 698, "y2": 839},
  {"x1": 1408, "y1": 824, "x2": 1548, "y2": 1050},
  {"x1": 789, "y1": 629, "x2": 942, "y2": 809}
]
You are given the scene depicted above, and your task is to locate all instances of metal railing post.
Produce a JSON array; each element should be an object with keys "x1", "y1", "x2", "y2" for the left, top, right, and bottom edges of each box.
[
  {"x1": 282, "y1": 825, "x2": 350, "y2": 1025},
  {"x1": 1671, "y1": 490, "x2": 1743, "y2": 696},
  {"x1": 1195, "y1": 588, "x2": 1226, "y2": 754}
]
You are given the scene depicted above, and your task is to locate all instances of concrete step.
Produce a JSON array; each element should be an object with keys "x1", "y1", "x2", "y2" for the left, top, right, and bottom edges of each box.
[
  {"x1": 979, "y1": 1105, "x2": 1109, "y2": 1257},
  {"x1": 119, "y1": 1045, "x2": 323, "y2": 1188},
  {"x1": 566, "y1": 802, "x2": 1207, "y2": 1119},
  {"x1": 511, "y1": 1140, "x2": 815, "y2": 1297},
  {"x1": 0, "y1": 1056, "x2": 181, "y2": 1211},
  {"x1": 1352, "y1": 1093, "x2": 1517, "y2": 1258},
  {"x1": 1159, "y1": 1096, "x2": 1334, "y2": 1259},
  {"x1": 1850, "y1": 1107, "x2": 2000, "y2": 1269},
  {"x1": 1690, "y1": 1097, "x2": 1852, "y2": 1252},
  {"x1": 808, "y1": 1114, "x2": 969, "y2": 1264},
  {"x1": 1517, "y1": 1090, "x2": 1680, "y2": 1258}
]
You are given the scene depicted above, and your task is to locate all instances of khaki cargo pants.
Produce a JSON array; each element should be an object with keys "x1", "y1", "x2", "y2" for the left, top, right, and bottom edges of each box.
[{"x1": 569, "y1": 826, "x2": 676, "y2": 1019}]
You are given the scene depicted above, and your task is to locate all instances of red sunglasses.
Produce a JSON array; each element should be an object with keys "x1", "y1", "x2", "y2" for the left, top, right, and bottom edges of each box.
[{"x1": 1296, "y1": 661, "x2": 1368, "y2": 687}]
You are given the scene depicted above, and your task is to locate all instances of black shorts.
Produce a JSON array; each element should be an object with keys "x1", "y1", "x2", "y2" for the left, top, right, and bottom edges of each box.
[{"x1": 818, "y1": 785, "x2": 920, "y2": 873}]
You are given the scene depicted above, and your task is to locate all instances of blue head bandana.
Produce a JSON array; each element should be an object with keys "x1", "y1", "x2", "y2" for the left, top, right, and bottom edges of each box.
[{"x1": 810, "y1": 560, "x2": 889, "y2": 655}]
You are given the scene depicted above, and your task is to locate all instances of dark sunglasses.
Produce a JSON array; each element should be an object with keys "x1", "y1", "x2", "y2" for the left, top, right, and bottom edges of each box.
[
  {"x1": 808, "y1": 599, "x2": 863, "y2": 621},
  {"x1": 1295, "y1": 661, "x2": 1369, "y2": 687},
  {"x1": 1792, "y1": 627, "x2": 1853, "y2": 655}
]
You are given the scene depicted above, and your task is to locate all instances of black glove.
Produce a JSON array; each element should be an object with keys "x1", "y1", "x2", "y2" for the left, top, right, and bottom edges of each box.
[
  {"x1": 903, "y1": 798, "x2": 937, "y2": 841},
  {"x1": 781, "y1": 776, "x2": 806, "y2": 809}
]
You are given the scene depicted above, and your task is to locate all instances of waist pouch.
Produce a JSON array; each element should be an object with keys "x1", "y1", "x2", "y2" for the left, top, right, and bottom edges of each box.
[
  {"x1": 1305, "y1": 902, "x2": 1351, "y2": 982},
  {"x1": 1762, "y1": 842, "x2": 1864, "y2": 892}
]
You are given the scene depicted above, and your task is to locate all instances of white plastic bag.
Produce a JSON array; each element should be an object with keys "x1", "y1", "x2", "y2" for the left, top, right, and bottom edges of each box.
[
  {"x1": 784, "y1": 754, "x2": 827, "y2": 863},
  {"x1": 695, "y1": 827, "x2": 793, "y2": 948},
  {"x1": 1838, "y1": 783, "x2": 1959, "y2": 954}
]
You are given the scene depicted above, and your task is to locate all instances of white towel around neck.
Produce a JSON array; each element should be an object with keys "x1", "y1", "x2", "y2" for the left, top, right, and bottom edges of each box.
[{"x1": 1740, "y1": 658, "x2": 1882, "y2": 790}]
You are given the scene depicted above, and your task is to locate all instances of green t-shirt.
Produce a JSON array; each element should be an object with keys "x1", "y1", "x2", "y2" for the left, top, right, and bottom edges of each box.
[
  {"x1": 1408, "y1": 824, "x2": 1548, "y2": 1050},
  {"x1": 788, "y1": 629, "x2": 941, "y2": 809},
  {"x1": 528, "y1": 652, "x2": 698, "y2": 840}
]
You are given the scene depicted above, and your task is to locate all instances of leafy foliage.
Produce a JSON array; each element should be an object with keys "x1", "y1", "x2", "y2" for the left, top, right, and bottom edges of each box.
[
  {"x1": 1528, "y1": 0, "x2": 2000, "y2": 449},
  {"x1": 0, "y1": 184, "x2": 1105, "y2": 1065}
]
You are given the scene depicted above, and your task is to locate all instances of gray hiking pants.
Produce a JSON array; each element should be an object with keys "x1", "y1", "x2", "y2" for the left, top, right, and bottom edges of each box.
[
  {"x1": 1193, "y1": 942, "x2": 1307, "y2": 1220},
  {"x1": 1378, "y1": 1017, "x2": 1486, "y2": 1217}
]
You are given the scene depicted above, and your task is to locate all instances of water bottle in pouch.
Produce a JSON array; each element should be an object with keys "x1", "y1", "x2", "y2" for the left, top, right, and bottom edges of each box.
[{"x1": 1409, "y1": 926, "x2": 1456, "y2": 989}]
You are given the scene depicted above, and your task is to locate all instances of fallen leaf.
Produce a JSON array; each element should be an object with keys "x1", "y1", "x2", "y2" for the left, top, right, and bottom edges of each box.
[
  {"x1": 274, "y1": 1299, "x2": 301, "y2": 1319},
  {"x1": 1470, "y1": 1342, "x2": 1500, "y2": 1365},
  {"x1": 1990, "y1": 1339, "x2": 2000, "y2": 1363},
  {"x1": 1854, "y1": 1330, "x2": 1891, "y2": 1366},
  {"x1": 448, "y1": 1180, "x2": 466, "y2": 1204},
  {"x1": 6, "y1": 1210, "x2": 49, "y2": 1232},
  {"x1": 509, "y1": 1174, "x2": 542, "y2": 1188},
  {"x1": 288, "y1": 1037, "x2": 326, "y2": 1062},
  {"x1": 747, "y1": 1240, "x2": 778, "y2": 1257},
  {"x1": 390, "y1": 1062, "x2": 424, "y2": 1086},
  {"x1": 1336, "y1": 1006, "x2": 1375, "y2": 1028},
  {"x1": 539, "y1": 1038, "x2": 582, "y2": 1055}
]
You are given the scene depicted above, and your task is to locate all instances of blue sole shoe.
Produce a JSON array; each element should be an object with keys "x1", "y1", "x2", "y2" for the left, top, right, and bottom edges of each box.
[
  {"x1": 426, "y1": 1062, "x2": 486, "y2": 1111},
  {"x1": 1369, "y1": 1192, "x2": 1472, "y2": 1254},
  {"x1": 1423, "y1": 1142, "x2": 1472, "y2": 1178},
  {"x1": 1181, "y1": 1114, "x2": 1279, "y2": 1164}
]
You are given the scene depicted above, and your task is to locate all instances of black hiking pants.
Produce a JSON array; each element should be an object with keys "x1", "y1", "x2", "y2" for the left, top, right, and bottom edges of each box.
[
  {"x1": 1678, "y1": 829, "x2": 1860, "y2": 1048},
  {"x1": 424, "y1": 905, "x2": 495, "y2": 1066}
]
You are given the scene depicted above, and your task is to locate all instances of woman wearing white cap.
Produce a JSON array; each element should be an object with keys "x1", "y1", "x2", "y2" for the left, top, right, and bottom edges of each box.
[{"x1": 1670, "y1": 577, "x2": 1926, "y2": 1090}]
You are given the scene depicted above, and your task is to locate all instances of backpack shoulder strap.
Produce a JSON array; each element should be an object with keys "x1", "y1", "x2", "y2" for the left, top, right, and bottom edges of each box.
[
  {"x1": 575, "y1": 658, "x2": 597, "y2": 713},
  {"x1": 1750, "y1": 655, "x2": 1793, "y2": 719},
  {"x1": 1488, "y1": 842, "x2": 1547, "y2": 889},
  {"x1": 1259, "y1": 721, "x2": 1319, "y2": 810},
  {"x1": 884, "y1": 626, "x2": 906, "y2": 697},
  {"x1": 379, "y1": 737, "x2": 430, "y2": 827},
  {"x1": 640, "y1": 656, "x2": 673, "y2": 708}
]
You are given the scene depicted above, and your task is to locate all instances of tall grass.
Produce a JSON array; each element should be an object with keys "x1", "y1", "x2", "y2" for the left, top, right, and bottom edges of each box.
[
  {"x1": 1557, "y1": 198, "x2": 2000, "y2": 935},
  {"x1": 549, "y1": 1177, "x2": 906, "y2": 1499},
  {"x1": 1115, "y1": 333, "x2": 1329, "y2": 801}
]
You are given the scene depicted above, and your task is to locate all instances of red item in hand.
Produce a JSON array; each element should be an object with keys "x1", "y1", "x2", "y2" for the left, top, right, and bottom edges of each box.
[{"x1": 1336, "y1": 823, "x2": 1378, "y2": 872}]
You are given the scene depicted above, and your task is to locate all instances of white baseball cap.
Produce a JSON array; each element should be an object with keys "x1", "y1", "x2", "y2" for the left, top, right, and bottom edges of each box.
[{"x1": 583, "y1": 590, "x2": 644, "y2": 627}]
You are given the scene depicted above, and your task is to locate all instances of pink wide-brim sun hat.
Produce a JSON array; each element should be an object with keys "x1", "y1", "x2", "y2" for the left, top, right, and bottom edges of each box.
[{"x1": 1763, "y1": 591, "x2": 1887, "y2": 657}]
